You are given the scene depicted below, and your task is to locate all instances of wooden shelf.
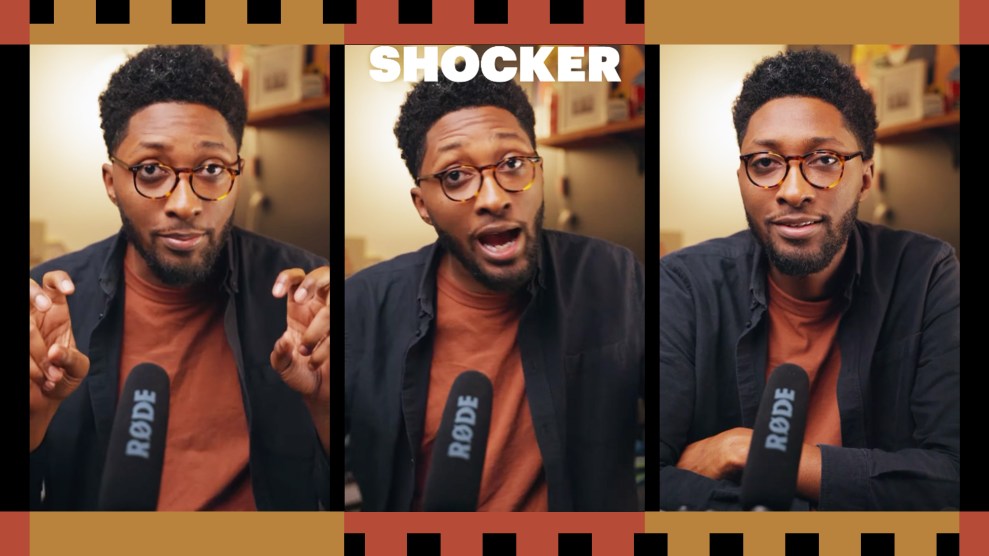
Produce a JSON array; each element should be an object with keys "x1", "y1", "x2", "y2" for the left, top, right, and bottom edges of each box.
[
  {"x1": 538, "y1": 115, "x2": 645, "y2": 149},
  {"x1": 247, "y1": 95, "x2": 330, "y2": 127},
  {"x1": 876, "y1": 110, "x2": 959, "y2": 143}
]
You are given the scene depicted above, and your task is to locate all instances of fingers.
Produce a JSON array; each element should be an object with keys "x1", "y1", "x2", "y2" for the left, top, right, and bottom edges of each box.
[
  {"x1": 272, "y1": 268, "x2": 305, "y2": 298},
  {"x1": 30, "y1": 272, "x2": 75, "y2": 312},
  {"x1": 270, "y1": 331, "x2": 321, "y2": 398},
  {"x1": 294, "y1": 266, "x2": 330, "y2": 305},
  {"x1": 308, "y1": 334, "x2": 329, "y2": 372},
  {"x1": 298, "y1": 306, "x2": 329, "y2": 357},
  {"x1": 47, "y1": 343, "x2": 90, "y2": 381},
  {"x1": 29, "y1": 316, "x2": 49, "y2": 371},
  {"x1": 32, "y1": 344, "x2": 90, "y2": 399},
  {"x1": 273, "y1": 266, "x2": 330, "y2": 304},
  {"x1": 270, "y1": 333, "x2": 292, "y2": 373}
]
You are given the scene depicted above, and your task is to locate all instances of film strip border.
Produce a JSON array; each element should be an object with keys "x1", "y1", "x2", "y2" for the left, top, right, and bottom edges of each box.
[
  {"x1": 343, "y1": 533, "x2": 961, "y2": 556},
  {"x1": 16, "y1": 0, "x2": 989, "y2": 44},
  {"x1": 26, "y1": 0, "x2": 643, "y2": 24},
  {"x1": 10, "y1": 511, "x2": 986, "y2": 556},
  {"x1": 340, "y1": 513, "x2": 968, "y2": 556},
  {"x1": 20, "y1": 0, "x2": 642, "y2": 44}
]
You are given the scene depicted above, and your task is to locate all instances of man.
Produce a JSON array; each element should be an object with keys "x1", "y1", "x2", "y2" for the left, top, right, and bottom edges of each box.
[
  {"x1": 345, "y1": 67, "x2": 644, "y2": 511},
  {"x1": 29, "y1": 45, "x2": 330, "y2": 510},
  {"x1": 659, "y1": 49, "x2": 959, "y2": 510}
]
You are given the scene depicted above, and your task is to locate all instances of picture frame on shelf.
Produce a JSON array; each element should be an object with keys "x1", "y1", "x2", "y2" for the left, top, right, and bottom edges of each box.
[
  {"x1": 556, "y1": 81, "x2": 610, "y2": 134},
  {"x1": 247, "y1": 45, "x2": 305, "y2": 112},
  {"x1": 873, "y1": 59, "x2": 926, "y2": 128}
]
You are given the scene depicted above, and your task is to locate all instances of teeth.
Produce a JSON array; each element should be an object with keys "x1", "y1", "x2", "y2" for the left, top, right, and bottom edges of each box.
[{"x1": 483, "y1": 239, "x2": 515, "y2": 252}]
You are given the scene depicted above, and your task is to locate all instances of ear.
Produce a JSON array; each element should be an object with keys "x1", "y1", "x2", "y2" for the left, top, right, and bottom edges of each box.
[
  {"x1": 858, "y1": 157, "x2": 875, "y2": 201},
  {"x1": 102, "y1": 163, "x2": 119, "y2": 206},
  {"x1": 410, "y1": 186, "x2": 432, "y2": 225}
]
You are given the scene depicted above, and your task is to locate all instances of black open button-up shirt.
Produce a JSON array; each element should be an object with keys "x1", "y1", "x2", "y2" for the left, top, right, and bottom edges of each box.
[
  {"x1": 659, "y1": 221, "x2": 959, "y2": 510},
  {"x1": 346, "y1": 230, "x2": 645, "y2": 511}
]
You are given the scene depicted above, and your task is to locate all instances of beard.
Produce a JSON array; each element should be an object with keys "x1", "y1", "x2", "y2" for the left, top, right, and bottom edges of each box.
[
  {"x1": 432, "y1": 202, "x2": 544, "y2": 293},
  {"x1": 747, "y1": 200, "x2": 858, "y2": 276},
  {"x1": 119, "y1": 208, "x2": 232, "y2": 287}
]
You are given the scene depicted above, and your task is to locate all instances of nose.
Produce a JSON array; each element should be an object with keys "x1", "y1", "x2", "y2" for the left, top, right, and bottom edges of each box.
[
  {"x1": 775, "y1": 160, "x2": 815, "y2": 207},
  {"x1": 472, "y1": 168, "x2": 511, "y2": 215},
  {"x1": 163, "y1": 173, "x2": 203, "y2": 220}
]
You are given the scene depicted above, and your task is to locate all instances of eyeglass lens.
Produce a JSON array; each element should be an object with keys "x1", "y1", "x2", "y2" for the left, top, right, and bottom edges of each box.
[
  {"x1": 441, "y1": 157, "x2": 536, "y2": 201},
  {"x1": 134, "y1": 163, "x2": 234, "y2": 200},
  {"x1": 746, "y1": 151, "x2": 845, "y2": 188}
]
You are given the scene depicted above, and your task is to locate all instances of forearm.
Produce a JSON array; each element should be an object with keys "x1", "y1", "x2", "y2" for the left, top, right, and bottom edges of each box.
[
  {"x1": 818, "y1": 445, "x2": 959, "y2": 510},
  {"x1": 660, "y1": 462, "x2": 742, "y2": 510},
  {"x1": 306, "y1": 401, "x2": 330, "y2": 456},
  {"x1": 796, "y1": 443, "x2": 821, "y2": 503},
  {"x1": 30, "y1": 408, "x2": 57, "y2": 453}
]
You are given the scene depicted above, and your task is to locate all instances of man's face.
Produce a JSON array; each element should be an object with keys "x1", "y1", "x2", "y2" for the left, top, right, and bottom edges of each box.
[
  {"x1": 738, "y1": 96, "x2": 873, "y2": 277},
  {"x1": 411, "y1": 106, "x2": 543, "y2": 293},
  {"x1": 102, "y1": 102, "x2": 240, "y2": 287}
]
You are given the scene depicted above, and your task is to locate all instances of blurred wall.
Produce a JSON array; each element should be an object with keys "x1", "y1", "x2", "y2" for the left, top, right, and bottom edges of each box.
[
  {"x1": 344, "y1": 45, "x2": 439, "y2": 268},
  {"x1": 659, "y1": 44, "x2": 784, "y2": 251},
  {"x1": 30, "y1": 45, "x2": 148, "y2": 256},
  {"x1": 860, "y1": 138, "x2": 960, "y2": 256}
]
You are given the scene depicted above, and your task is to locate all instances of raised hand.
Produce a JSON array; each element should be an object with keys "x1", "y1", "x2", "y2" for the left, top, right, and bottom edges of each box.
[
  {"x1": 270, "y1": 266, "x2": 329, "y2": 453},
  {"x1": 30, "y1": 271, "x2": 91, "y2": 452}
]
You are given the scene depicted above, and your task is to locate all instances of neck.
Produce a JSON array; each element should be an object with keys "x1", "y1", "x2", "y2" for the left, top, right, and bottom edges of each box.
[{"x1": 768, "y1": 242, "x2": 850, "y2": 301}]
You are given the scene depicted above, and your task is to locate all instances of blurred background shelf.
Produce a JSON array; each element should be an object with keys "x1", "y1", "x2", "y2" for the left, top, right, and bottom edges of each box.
[
  {"x1": 247, "y1": 95, "x2": 330, "y2": 127},
  {"x1": 538, "y1": 116, "x2": 645, "y2": 149},
  {"x1": 876, "y1": 110, "x2": 959, "y2": 143}
]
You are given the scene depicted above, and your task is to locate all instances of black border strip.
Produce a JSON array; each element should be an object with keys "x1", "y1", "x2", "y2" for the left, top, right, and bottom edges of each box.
[{"x1": 329, "y1": 43, "x2": 346, "y2": 511}]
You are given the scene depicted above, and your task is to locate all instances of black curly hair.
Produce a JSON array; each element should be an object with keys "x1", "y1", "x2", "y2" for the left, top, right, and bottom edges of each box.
[
  {"x1": 99, "y1": 45, "x2": 247, "y2": 157},
  {"x1": 393, "y1": 62, "x2": 536, "y2": 179},
  {"x1": 732, "y1": 49, "x2": 877, "y2": 160}
]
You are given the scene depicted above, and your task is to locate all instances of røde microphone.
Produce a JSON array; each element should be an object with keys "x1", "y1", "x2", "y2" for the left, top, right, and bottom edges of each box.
[
  {"x1": 422, "y1": 370, "x2": 493, "y2": 511},
  {"x1": 98, "y1": 363, "x2": 171, "y2": 511},
  {"x1": 740, "y1": 363, "x2": 810, "y2": 511}
]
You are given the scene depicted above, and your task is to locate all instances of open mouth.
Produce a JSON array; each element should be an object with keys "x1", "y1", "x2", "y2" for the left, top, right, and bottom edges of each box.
[{"x1": 476, "y1": 228, "x2": 522, "y2": 261}]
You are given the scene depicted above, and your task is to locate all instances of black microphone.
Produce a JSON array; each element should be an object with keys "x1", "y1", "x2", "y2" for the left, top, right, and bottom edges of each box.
[
  {"x1": 421, "y1": 370, "x2": 493, "y2": 511},
  {"x1": 98, "y1": 363, "x2": 171, "y2": 511},
  {"x1": 740, "y1": 363, "x2": 810, "y2": 511}
]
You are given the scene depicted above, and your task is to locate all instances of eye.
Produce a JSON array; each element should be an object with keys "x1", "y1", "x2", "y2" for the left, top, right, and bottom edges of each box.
[
  {"x1": 806, "y1": 151, "x2": 840, "y2": 167},
  {"x1": 136, "y1": 163, "x2": 168, "y2": 178},
  {"x1": 747, "y1": 154, "x2": 784, "y2": 173},
  {"x1": 440, "y1": 166, "x2": 476, "y2": 190},
  {"x1": 197, "y1": 163, "x2": 226, "y2": 176},
  {"x1": 500, "y1": 157, "x2": 524, "y2": 171}
]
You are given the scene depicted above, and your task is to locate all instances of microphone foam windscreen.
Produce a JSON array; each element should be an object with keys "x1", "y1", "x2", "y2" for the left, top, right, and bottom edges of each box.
[
  {"x1": 740, "y1": 363, "x2": 810, "y2": 511},
  {"x1": 98, "y1": 362, "x2": 171, "y2": 511},
  {"x1": 421, "y1": 370, "x2": 493, "y2": 511}
]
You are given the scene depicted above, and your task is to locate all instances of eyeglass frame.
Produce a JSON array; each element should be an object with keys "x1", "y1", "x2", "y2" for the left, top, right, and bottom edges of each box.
[
  {"x1": 109, "y1": 155, "x2": 244, "y2": 201},
  {"x1": 414, "y1": 154, "x2": 543, "y2": 202},
  {"x1": 738, "y1": 149, "x2": 865, "y2": 190}
]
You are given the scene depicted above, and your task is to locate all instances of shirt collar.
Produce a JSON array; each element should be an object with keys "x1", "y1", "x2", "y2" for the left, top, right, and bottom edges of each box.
[{"x1": 415, "y1": 231, "x2": 549, "y2": 317}]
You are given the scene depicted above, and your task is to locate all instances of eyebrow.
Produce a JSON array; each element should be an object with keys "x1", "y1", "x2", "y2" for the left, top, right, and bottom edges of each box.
[
  {"x1": 135, "y1": 140, "x2": 232, "y2": 151},
  {"x1": 751, "y1": 136, "x2": 847, "y2": 151},
  {"x1": 434, "y1": 131, "x2": 528, "y2": 155}
]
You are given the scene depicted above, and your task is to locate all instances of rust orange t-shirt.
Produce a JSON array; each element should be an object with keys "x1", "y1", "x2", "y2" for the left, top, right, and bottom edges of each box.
[
  {"x1": 119, "y1": 248, "x2": 255, "y2": 510},
  {"x1": 413, "y1": 261, "x2": 549, "y2": 511},
  {"x1": 765, "y1": 276, "x2": 843, "y2": 448}
]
